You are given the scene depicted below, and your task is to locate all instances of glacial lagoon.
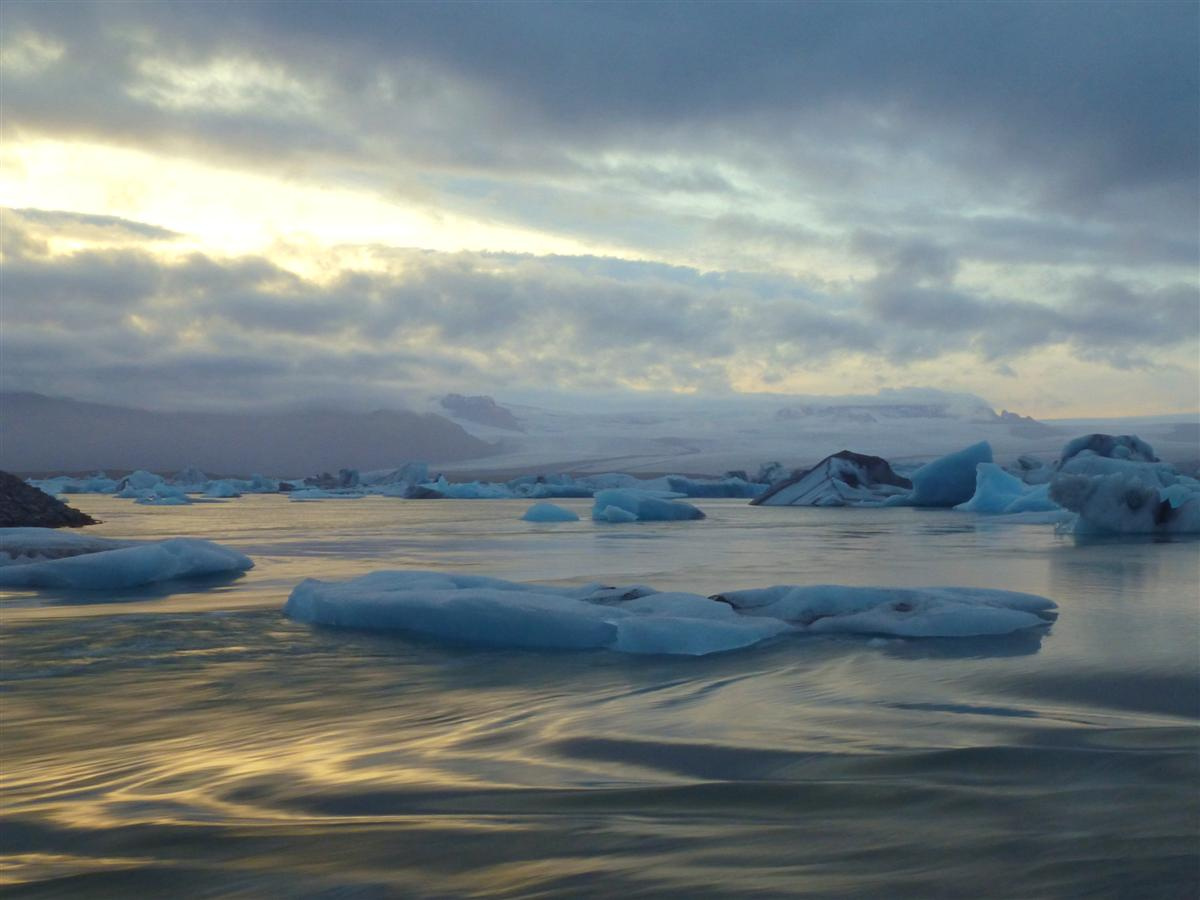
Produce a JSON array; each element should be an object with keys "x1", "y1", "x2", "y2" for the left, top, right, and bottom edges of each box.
[{"x1": 3, "y1": 495, "x2": 1198, "y2": 897}]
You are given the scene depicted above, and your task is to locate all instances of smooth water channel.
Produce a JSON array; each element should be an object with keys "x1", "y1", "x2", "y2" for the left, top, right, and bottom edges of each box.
[{"x1": 3, "y1": 496, "x2": 1198, "y2": 897}]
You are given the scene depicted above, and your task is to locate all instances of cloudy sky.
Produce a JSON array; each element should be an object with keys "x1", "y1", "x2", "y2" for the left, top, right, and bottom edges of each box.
[{"x1": 2, "y1": 0, "x2": 1197, "y2": 417}]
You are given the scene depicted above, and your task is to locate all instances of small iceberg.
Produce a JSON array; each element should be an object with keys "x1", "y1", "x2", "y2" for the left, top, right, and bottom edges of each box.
[
  {"x1": 0, "y1": 528, "x2": 253, "y2": 590},
  {"x1": 521, "y1": 502, "x2": 580, "y2": 523},
  {"x1": 284, "y1": 571, "x2": 1056, "y2": 655},
  {"x1": 591, "y1": 489, "x2": 705, "y2": 522}
]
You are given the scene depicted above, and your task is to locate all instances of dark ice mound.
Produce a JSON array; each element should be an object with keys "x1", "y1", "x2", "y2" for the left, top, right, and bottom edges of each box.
[{"x1": 751, "y1": 451, "x2": 911, "y2": 507}]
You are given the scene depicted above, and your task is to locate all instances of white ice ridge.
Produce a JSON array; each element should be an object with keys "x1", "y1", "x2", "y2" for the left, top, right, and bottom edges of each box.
[
  {"x1": 0, "y1": 528, "x2": 253, "y2": 590},
  {"x1": 284, "y1": 571, "x2": 1057, "y2": 655}
]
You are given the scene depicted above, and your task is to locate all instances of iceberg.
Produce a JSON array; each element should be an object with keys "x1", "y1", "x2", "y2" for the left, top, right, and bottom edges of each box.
[
  {"x1": 591, "y1": 489, "x2": 705, "y2": 522},
  {"x1": 284, "y1": 571, "x2": 1057, "y2": 655},
  {"x1": 1046, "y1": 434, "x2": 1200, "y2": 534},
  {"x1": 521, "y1": 502, "x2": 580, "y2": 523},
  {"x1": 901, "y1": 441, "x2": 994, "y2": 507},
  {"x1": 0, "y1": 528, "x2": 253, "y2": 589},
  {"x1": 203, "y1": 480, "x2": 243, "y2": 498},
  {"x1": 752, "y1": 450, "x2": 911, "y2": 507},
  {"x1": 955, "y1": 464, "x2": 1062, "y2": 515},
  {"x1": 1060, "y1": 433, "x2": 1158, "y2": 465},
  {"x1": 1049, "y1": 470, "x2": 1200, "y2": 535}
]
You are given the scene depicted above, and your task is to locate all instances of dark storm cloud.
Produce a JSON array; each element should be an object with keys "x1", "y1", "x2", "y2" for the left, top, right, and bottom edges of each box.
[
  {"x1": 3, "y1": 0, "x2": 1196, "y2": 236},
  {"x1": 2, "y1": 210, "x2": 1195, "y2": 408}
]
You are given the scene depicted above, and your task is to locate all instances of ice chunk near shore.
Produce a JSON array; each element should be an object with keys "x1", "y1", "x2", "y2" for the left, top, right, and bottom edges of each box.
[
  {"x1": 752, "y1": 451, "x2": 911, "y2": 507},
  {"x1": 29, "y1": 474, "x2": 119, "y2": 495},
  {"x1": 0, "y1": 528, "x2": 252, "y2": 589},
  {"x1": 898, "y1": 441, "x2": 994, "y2": 507},
  {"x1": 521, "y1": 502, "x2": 580, "y2": 522},
  {"x1": 285, "y1": 571, "x2": 1056, "y2": 654},
  {"x1": 591, "y1": 489, "x2": 705, "y2": 522}
]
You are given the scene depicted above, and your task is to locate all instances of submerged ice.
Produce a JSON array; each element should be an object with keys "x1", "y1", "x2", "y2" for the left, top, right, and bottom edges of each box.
[{"x1": 284, "y1": 571, "x2": 1057, "y2": 655}]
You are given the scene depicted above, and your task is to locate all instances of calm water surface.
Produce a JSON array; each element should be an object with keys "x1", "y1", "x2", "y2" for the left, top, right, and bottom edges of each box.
[{"x1": 3, "y1": 496, "x2": 1198, "y2": 897}]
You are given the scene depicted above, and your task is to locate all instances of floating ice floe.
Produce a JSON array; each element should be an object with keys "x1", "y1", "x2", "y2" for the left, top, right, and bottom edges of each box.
[
  {"x1": 0, "y1": 527, "x2": 253, "y2": 589},
  {"x1": 521, "y1": 502, "x2": 580, "y2": 523},
  {"x1": 591, "y1": 488, "x2": 705, "y2": 522},
  {"x1": 284, "y1": 571, "x2": 1057, "y2": 655},
  {"x1": 752, "y1": 450, "x2": 911, "y2": 507}
]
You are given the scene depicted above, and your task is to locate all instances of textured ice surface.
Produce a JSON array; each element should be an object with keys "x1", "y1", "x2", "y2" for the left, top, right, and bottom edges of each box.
[
  {"x1": 1050, "y1": 470, "x2": 1200, "y2": 535},
  {"x1": 903, "y1": 441, "x2": 994, "y2": 507},
  {"x1": 591, "y1": 489, "x2": 705, "y2": 522},
  {"x1": 0, "y1": 528, "x2": 252, "y2": 589},
  {"x1": 521, "y1": 502, "x2": 580, "y2": 523},
  {"x1": 711, "y1": 584, "x2": 1058, "y2": 637},
  {"x1": 956, "y1": 464, "x2": 1062, "y2": 515},
  {"x1": 285, "y1": 571, "x2": 1056, "y2": 654},
  {"x1": 1060, "y1": 434, "x2": 1159, "y2": 465}
]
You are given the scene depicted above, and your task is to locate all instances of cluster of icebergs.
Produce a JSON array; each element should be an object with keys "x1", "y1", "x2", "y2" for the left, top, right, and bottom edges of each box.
[
  {"x1": 27, "y1": 466, "x2": 765, "y2": 506},
  {"x1": 755, "y1": 433, "x2": 1199, "y2": 535}
]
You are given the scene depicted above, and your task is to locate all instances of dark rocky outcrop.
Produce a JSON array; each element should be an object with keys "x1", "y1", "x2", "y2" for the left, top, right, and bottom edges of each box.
[{"x1": 0, "y1": 471, "x2": 97, "y2": 527}]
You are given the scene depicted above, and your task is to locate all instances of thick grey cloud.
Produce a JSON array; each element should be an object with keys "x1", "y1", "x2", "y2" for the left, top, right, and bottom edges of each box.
[
  {"x1": 2, "y1": 210, "x2": 1194, "y2": 410},
  {"x1": 3, "y1": 0, "x2": 1196, "y2": 251}
]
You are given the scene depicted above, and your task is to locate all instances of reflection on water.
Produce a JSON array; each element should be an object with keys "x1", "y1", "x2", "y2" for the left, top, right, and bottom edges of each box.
[{"x1": 2, "y1": 497, "x2": 1198, "y2": 896}]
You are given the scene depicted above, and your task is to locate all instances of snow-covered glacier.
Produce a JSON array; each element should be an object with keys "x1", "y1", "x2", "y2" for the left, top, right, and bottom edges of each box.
[
  {"x1": 0, "y1": 528, "x2": 253, "y2": 590},
  {"x1": 284, "y1": 570, "x2": 1057, "y2": 655}
]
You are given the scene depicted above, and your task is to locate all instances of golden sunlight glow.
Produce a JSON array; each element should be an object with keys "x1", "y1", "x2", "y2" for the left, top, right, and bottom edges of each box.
[{"x1": 0, "y1": 139, "x2": 640, "y2": 261}]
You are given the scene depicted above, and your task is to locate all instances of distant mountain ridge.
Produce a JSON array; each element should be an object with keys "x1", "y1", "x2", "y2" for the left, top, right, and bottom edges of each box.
[{"x1": 0, "y1": 393, "x2": 496, "y2": 475}]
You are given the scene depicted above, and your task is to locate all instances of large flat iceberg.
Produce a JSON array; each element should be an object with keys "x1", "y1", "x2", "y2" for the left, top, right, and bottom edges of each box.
[
  {"x1": 0, "y1": 528, "x2": 253, "y2": 590},
  {"x1": 284, "y1": 571, "x2": 1057, "y2": 655}
]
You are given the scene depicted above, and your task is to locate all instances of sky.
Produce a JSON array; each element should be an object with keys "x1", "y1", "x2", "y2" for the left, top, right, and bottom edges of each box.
[{"x1": 1, "y1": 0, "x2": 1197, "y2": 418}]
